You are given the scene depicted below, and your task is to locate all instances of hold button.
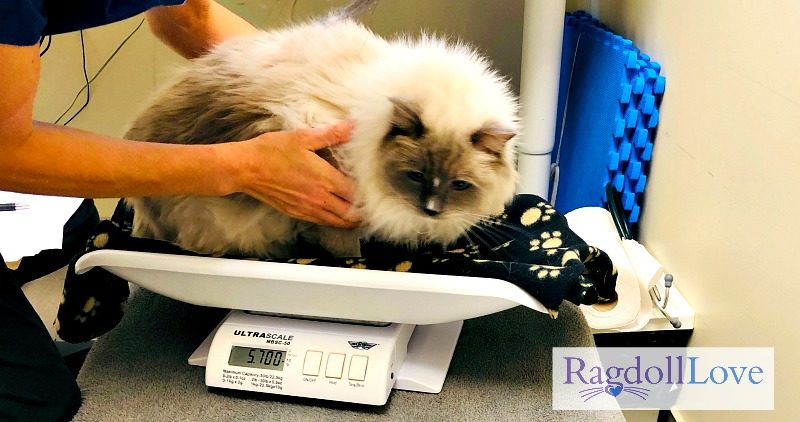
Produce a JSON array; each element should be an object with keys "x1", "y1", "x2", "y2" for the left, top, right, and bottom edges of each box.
[{"x1": 325, "y1": 353, "x2": 346, "y2": 378}]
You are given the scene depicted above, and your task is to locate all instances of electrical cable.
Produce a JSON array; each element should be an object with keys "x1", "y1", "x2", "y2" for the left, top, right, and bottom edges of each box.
[
  {"x1": 54, "y1": 19, "x2": 145, "y2": 125},
  {"x1": 605, "y1": 182, "x2": 633, "y2": 240},
  {"x1": 61, "y1": 31, "x2": 91, "y2": 126},
  {"x1": 39, "y1": 35, "x2": 52, "y2": 56}
]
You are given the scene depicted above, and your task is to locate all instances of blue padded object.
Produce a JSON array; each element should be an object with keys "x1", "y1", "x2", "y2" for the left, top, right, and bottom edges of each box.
[{"x1": 551, "y1": 11, "x2": 665, "y2": 230}]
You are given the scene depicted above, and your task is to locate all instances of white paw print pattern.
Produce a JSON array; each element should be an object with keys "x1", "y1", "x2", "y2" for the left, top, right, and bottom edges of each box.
[
  {"x1": 520, "y1": 201, "x2": 557, "y2": 226},
  {"x1": 74, "y1": 296, "x2": 100, "y2": 323},
  {"x1": 346, "y1": 258, "x2": 367, "y2": 269},
  {"x1": 561, "y1": 249, "x2": 581, "y2": 266},
  {"x1": 395, "y1": 261, "x2": 412, "y2": 272},
  {"x1": 530, "y1": 265, "x2": 561, "y2": 280},
  {"x1": 447, "y1": 246, "x2": 480, "y2": 258},
  {"x1": 91, "y1": 233, "x2": 109, "y2": 248},
  {"x1": 529, "y1": 231, "x2": 563, "y2": 251}
]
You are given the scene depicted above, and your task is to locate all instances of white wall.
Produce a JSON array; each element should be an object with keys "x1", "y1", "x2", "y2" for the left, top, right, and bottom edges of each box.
[
  {"x1": 34, "y1": 17, "x2": 186, "y2": 216},
  {"x1": 34, "y1": 19, "x2": 182, "y2": 136},
  {"x1": 222, "y1": 0, "x2": 525, "y2": 92},
  {"x1": 568, "y1": 1, "x2": 800, "y2": 421}
]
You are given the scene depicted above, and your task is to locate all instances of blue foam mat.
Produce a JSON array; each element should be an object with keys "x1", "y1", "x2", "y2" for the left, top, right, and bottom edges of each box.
[{"x1": 551, "y1": 11, "x2": 665, "y2": 228}]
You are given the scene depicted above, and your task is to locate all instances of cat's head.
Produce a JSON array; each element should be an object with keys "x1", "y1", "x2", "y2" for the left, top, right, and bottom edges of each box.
[{"x1": 344, "y1": 40, "x2": 519, "y2": 246}]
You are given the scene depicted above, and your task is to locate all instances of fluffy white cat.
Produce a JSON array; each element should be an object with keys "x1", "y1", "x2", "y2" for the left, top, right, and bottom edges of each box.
[{"x1": 125, "y1": 13, "x2": 519, "y2": 258}]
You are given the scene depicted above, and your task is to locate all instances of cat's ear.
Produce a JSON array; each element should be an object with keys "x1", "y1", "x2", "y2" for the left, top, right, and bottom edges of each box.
[
  {"x1": 470, "y1": 125, "x2": 517, "y2": 156},
  {"x1": 387, "y1": 98, "x2": 425, "y2": 140}
]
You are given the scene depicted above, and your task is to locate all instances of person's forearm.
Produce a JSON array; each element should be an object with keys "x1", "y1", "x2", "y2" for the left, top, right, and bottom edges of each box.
[
  {"x1": 0, "y1": 122, "x2": 239, "y2": 198},
  {"x1": 0, "y1": 41, "x2": 358, "y2": 228},
  {"x1": 146, "y1": 0, "x2": 260, "y2": 59}
]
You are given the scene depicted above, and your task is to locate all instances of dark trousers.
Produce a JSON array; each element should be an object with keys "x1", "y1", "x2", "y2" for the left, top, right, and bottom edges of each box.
[{"x1": 0, "y1": 253, "x2": 81, "y2": 421}]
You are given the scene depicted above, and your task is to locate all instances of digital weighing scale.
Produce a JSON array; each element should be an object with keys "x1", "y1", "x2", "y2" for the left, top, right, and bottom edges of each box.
[
  {"x1": 185, "y1": 311, "x2": 462, "y2": 405},
  {"x1": 75, "y1": 250, "x2": 548, "y2": 405}
]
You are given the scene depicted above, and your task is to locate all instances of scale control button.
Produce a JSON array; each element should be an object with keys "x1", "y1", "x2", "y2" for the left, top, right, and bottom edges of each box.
[
  {"x1": 348, "y1": 355, "x2": 369, "y2": 381},
  {"x1": 325, "y1": 353, "x2": 346, "y2": 378},
  {"x1": 302, "y1": 351, "x2": 323, "y2": 376}
]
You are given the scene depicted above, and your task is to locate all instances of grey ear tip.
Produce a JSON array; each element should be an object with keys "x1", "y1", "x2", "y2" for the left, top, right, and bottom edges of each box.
[
  {"x1": 389, "y1": 98, "x2": 422, "y2": 119},
  {"x1": 477, "y1": 126, "x2": 517, "y2": 141},
  {"x1": 502, "y1": 131, "x2": 519, "y2": 141},
  {"x1": 388, "y1": 97, "x2": 414, "y2": 108}
]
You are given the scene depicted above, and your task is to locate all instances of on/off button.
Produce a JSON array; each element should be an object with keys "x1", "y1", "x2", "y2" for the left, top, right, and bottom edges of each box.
[{"x1": 302, "y1": 351, "x2": 323, "y2": 376}]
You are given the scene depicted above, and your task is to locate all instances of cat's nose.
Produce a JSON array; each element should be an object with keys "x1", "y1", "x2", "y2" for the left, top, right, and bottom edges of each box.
[
  {"x1": 422, "y1": 197, "x2": 443, "y2": 217},
  {"x1": 423, "y1": 207, "x2": 441, "y2": 217}
]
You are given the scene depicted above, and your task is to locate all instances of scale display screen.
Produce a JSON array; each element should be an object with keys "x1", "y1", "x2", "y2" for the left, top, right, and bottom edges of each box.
[{"x1": 228, "y1": 346, "x2": 287, "y2": 371}]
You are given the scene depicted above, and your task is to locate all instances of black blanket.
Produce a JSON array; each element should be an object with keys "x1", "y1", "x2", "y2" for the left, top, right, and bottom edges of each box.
[{"x1": 56, "y1": 194, "x2": 617, "y2": 343}]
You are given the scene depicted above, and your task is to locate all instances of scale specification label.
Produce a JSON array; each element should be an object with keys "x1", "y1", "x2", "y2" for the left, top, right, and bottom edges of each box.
[{"x1": 222, "y1": 369, "x2": 284, "y2": 391}]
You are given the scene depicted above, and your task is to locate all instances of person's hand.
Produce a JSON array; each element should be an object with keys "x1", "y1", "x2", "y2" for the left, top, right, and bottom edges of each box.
[{"x1": 223, "y1": 121, "x2": 362, "y2": 228}]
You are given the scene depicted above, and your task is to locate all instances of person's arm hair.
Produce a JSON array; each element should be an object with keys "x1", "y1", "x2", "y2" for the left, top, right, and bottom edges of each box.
[
  {"x1": 146, "y1": 0, "x2": 260, "y2": 59},
  {"x1": 0, "y1": 43, "x2": 359, "y2": 228}
]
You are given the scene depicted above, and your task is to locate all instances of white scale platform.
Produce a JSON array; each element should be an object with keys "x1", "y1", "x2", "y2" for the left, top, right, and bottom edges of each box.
[{"x1": 75, "y1": 250, "x2": 548, "y2": 405}]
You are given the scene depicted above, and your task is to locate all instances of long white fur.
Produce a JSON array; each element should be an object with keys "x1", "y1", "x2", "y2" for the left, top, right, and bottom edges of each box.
[{"x1": 127, "y1": 19, "x2": 519, "y2": 257}]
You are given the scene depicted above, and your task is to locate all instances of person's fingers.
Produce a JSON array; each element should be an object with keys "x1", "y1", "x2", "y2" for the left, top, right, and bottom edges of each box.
[
  {"x1": 290, "y1": 204, "x2": 359, "y2": 228},
  {"x1": 295, "y1": 121, "x2": 354, "y2": 151},
  {"x1": 318, "y1": 163, "x2": 356, "y2": 203},
  {"x1": 316, "y1": 209, "x2": 361, "y2": 228},
  {"x1": 320, "y1": 193, "x2": 361, "y2": 224},
  {"x1": 243, "y1": 126, "x2": 363, "y2": 228},
  {"x1": 265, "y1": 191, "x2": 359, "y2": 228}
]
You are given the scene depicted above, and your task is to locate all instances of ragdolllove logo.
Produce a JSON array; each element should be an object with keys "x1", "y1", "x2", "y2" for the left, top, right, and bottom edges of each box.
[
  {"x1": 579, "y1": 382, "x2": 650, "y2": 402},
  {"x1": 552, "y1": 347, "x2": 774, "y2": 411},
  {"x1": 563, "y1": 355, "x2": 766, "y2": 389}
]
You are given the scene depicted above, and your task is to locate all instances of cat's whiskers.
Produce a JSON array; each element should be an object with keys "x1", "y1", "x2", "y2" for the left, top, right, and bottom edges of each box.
[
  {"x1": 460, "y1": 221, "x2": 515, "y2": 261},
  {"x1": 473, "y1": 224, "x2": 533, "y2": 251},
  {"x1": 450, "y1": 215, "x2": 514, "y2": 273},
  {"x1": 453, "y1": 217, "x2": 481, "y2": 248},
  {"x1": 455, "y1": 211, "x2": 536, "y2": 255}
]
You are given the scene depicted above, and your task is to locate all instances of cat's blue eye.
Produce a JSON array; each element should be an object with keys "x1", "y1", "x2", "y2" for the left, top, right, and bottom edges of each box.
[
  {"x1": 406, "y1": 171, "x2": 425, "y2": 183},
  {"x1": 451, "y1": 180, "x2": 472, "y2": 191}
]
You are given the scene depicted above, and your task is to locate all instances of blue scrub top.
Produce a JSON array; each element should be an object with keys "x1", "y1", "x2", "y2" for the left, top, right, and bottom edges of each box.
[{"x1": 0, "y1": 0, "x2": 186, "y2": 46}]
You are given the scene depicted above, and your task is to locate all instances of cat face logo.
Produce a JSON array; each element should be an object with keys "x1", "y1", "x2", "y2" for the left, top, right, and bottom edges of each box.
[{"x1": 348, "y1": 341, "x2": 378, "y2": 350}]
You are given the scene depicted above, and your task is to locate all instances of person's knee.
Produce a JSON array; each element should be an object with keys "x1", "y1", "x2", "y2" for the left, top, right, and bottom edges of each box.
[
  {"x1": 0, "y1": 365, "x2": 82, "y2": 422},
  {"x1": 55, "y1": 377, "x2": 82, "y2": 422}
]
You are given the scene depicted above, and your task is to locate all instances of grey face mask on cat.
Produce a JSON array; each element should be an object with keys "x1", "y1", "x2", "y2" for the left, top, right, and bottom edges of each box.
[{"x1": 380, "y1": 98, "x2": 516, "y2": 219}]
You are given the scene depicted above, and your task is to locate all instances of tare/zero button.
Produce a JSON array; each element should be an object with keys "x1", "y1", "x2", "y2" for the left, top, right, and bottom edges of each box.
[
  {"x1": 348, "y1": 355, "x2": 368, "y2": 381},
  {"x1": 325, "y1": 353, "x2": 346, "y2": 378}
]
